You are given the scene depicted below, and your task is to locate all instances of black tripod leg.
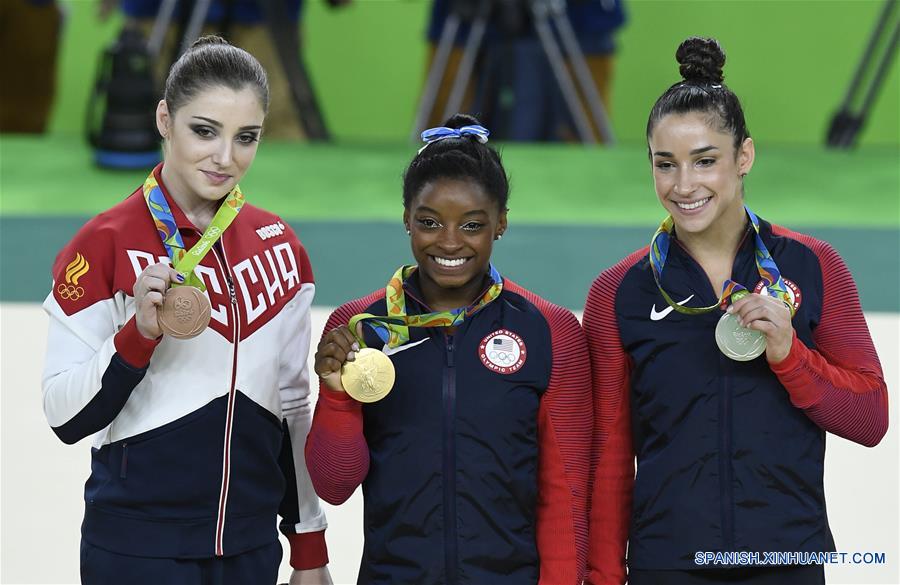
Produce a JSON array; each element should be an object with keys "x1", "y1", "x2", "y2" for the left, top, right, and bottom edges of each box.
[
  {"x1": 256, "y1": 0, "x2": 329, "y2": 140},
  {"x1": 179, "y1": 0, "x2": 213, "y2": 55},
  {"x1": 858, "y1": 19, "x2": 900, "y2": 127},
  {"x1": 838, "y1": 0, "x2": 896, "y2": 112},
  {"x1": 440, "y1": 11, "x2": 488, "y2": 122},
  {"x1": 148, "y1": 0, "x2": 178, "y2": 59},
  {"x1": 549, "y1": 5, "x2": 616, "y2": 144},
  {"x1": 530, "y1": 0, "x2": 595, "y2": 143},
  {"x1": 411, "y1": 14, "x2": 462, "y2": 140},
  {"x1": 827, "y1": 0, "x2": 897, "y2": 147}
]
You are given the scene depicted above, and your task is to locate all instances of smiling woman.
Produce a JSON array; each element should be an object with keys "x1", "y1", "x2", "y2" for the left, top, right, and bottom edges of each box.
[
  {"x1": 583, "y1": 37, "x2": 889, "y2": 585},
  {"x1": 40, "y1": 35, "x2": 333, "y2": 585},
  {"x1": 304, "y1": 114, "x2": 593, "y2": 584}
]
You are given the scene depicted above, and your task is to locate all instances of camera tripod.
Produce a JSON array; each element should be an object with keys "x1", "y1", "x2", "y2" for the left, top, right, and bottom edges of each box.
[
  {"x1": 148, "y1": 0, "x2": 330, "y2": 140},
  {"x1": 412, "y1": 0, "x2": 616, "y2": 145},
  {"x1": 826, "y1": 0, "x2": 898, "y2": 148}
]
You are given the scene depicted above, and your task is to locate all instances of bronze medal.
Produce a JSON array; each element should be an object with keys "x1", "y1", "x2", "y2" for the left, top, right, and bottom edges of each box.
[
  {"x1": 341, "y1": 348, "x2": 396, "y2": 403},
  {"x1": 158, "y1": 285, "x2": 212, "y2": 339}
]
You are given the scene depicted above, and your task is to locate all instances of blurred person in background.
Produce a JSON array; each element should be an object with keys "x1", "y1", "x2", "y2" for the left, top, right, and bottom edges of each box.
[
  {"x1": 306, "y1": 114, "x2": 592, "y2": 584},
  {"x1": 0, "y1": 0, "x2": 62, "y2": 133},
  {"x1": 422, "y1": 0, "x2": 625, "y2": 141},
  {"x1": 583, "y1": 37, "x2": 888, "y2": 585},
  {"x1": 99, "y1": 0, "x2": 350, "y2": 140},
  {"x1": 42, "y1": 36, "x2": 332, "y2": 585}
]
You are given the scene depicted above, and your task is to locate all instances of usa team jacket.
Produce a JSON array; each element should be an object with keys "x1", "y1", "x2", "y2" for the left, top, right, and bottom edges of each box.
[
  {"x1": 582, "y1": 218, "x2": 888, "y2": 584},
  {"x1": 304, "y1": 274, "x2": 592, "y2": 584},
  {"x1": 41, "y1": 166, "x2": 328, "y2": 568}
]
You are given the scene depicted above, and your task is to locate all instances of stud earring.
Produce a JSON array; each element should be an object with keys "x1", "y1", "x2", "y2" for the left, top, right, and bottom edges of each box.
[
  {"x1": 496, "y1": 233, "x2": 503, "y2": 241},
  {"x1": 406, "y1": 228, "x2": 411, "y2": 236}
]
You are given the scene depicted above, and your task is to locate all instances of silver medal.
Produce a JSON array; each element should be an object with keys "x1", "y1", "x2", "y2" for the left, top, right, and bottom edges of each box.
[{"x1": 715, "y1": 311, "x2": 766, "y2": 361}]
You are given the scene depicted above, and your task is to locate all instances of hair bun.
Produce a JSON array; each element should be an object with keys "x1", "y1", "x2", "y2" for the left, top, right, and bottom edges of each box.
[
  {"x1": 676, "y1": 37, "x2": 725, "y2": 85},
  {"x1": 190, "y1": 35, "x2": 229, "y2": 50},
  {"x1": 443, "y1": 113, "x2": 481, "y2": 130}
]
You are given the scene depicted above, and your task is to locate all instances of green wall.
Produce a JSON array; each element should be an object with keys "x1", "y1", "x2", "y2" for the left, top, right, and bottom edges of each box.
[{"x1": 51, "y1": 0, "x2": 898, "y2": 145}]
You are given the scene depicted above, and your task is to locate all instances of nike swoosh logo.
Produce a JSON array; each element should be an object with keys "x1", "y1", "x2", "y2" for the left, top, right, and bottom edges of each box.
[
  {"x1": 382, "y1": 337, "x2": 430, "y2": 356},
  {"x1": 649, "y1": 294, "x2": 695, "y2": 321}
]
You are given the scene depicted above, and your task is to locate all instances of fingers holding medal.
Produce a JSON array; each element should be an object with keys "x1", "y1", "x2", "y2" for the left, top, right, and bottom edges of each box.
[
  {"x1": 315, "y1": 325, "x2": 360, "y2": 394},
  {"x1": 727, "y1": 292, "x2": 794, "y2": 364},
  {"x1": 314, "y1": 323, "x2": 396, "y2": 403},
  {"x1": 134, "y1": 264, "x2": 184, "y2": 340}
]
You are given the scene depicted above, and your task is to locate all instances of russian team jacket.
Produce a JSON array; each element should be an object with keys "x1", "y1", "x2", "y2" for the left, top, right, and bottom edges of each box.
[{"x1": 42, "y1": 165, "x2": 328, "y2": 569}]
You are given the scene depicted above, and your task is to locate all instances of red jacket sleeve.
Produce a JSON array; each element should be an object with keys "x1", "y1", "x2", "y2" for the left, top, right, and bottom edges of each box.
[
  {"x1": 506, "y1": 282, "x2": 593, "y2": 584},
  {"x1": 768, "y1": 227, "x2": 888, "y2": 447},
  {"x1": 583, "y1": 251, "x2": 644, "y2": 585},
  {"x1": 304, "y1": 293, "x2": 382, "y2": 505},
  {"x1": 538, "y1": 305, "x2": 593, "y2": 584}
]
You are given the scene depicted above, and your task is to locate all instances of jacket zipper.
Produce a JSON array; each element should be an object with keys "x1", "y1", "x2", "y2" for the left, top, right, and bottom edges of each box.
[
  {"x1": 442, "y1": 335, "x2": 458, "y2": 585},
  {"x1": 120, "y1": 443, "x2": 128, "y2": 479},
  {"x1": 211, "y1": 240, "x2": 240, "y2": 557},
  {"x1": 719, "y1": 353, "x2": 735, "y2": 551}
]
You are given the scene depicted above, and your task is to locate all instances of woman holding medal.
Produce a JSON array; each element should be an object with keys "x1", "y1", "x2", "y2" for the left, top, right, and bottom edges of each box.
[
  {"x1": 305, "y1": 114, "x2": 593, "y2": 584},
  {"x1": 583, "y1": 37, "x2": 889, "y2": 585},
  {"x1": 42, "y1": 36, "x2": 331, "y2": 584}
]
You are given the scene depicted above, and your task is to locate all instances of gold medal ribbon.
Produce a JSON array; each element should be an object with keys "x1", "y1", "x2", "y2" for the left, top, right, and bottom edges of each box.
[{"x1": 348, "y1": 264, "x2": 503, "y2": 349}]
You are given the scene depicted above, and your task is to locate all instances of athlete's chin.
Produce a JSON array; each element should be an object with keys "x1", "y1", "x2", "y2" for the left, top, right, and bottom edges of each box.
[
  {"x1": 191, "y1": 177, "x2": 238, "y2": 201},
  {"x1": 420, "y1": 268, "x2": 478, "y2": 292},
  {"x1": 671, "y1": 208, "x2": 716, "y2": 235}
]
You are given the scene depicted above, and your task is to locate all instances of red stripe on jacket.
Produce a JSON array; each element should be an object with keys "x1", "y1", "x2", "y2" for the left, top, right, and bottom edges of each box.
[
  {"x1": 583, "y1": 248, "x2": 646, "y2": 585},
  {"x1": 768, "y1": 225, "x2": 888, "y2": 447}
]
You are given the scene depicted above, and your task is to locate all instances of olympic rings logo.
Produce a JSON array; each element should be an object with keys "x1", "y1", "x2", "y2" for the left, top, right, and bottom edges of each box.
[
  {"x1": 57, "y1": 283, "x2": 85, "y2": 301},
  {"x1": 488, "y1": 350, "x2": 516, "y2": 364}
]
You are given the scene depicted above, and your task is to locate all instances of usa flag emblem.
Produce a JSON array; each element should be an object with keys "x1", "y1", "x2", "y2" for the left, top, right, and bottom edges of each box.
[
  {"x1": 493, "y1": 338, "x2": 514, "y2": 352},
  {"x1": 479, "y1": 329, "x2": 527, "y2": 374}
]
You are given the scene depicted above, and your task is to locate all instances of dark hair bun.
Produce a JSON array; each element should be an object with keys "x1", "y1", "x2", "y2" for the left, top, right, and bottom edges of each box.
[
  {"x1": 676, "y1": 37, "x2": 725, "y2": 84},
  {"x1": 190, "y1": 35, "x2": 229, "y2": 50},
  {"x1": 443, "y1": 113, "x2": 480, "y2": 129}
]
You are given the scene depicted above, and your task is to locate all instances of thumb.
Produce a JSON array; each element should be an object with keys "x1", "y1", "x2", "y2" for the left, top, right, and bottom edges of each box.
[{"x1": 321, "y1": 369, "x2": 346, "y2": 394}]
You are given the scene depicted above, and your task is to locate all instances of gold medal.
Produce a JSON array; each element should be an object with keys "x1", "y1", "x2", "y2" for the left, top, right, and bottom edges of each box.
[
  {"x1": 341, "y1": 348, "x2": 396, "y2": 403},
  {"x1": 715, "y1": 311, "x2": 766, "y2": 361},
  {"x1": 158, "y1": 286, "x2": 211, "y2": 339}
]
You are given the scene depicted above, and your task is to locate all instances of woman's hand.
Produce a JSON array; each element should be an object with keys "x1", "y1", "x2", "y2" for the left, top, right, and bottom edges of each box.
[
  {"x1": 313, "y1": 325, "x2": 360, "y2": 393},
  {"x1": 728, "y1": 292, "x2": 794, "y2": 364},
  {"x1": 133, "y1": 264, "x2": 184, "y2": 340}
]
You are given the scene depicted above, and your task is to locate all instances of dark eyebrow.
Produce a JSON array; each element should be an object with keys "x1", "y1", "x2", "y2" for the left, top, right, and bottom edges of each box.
[
  {"x1": 192, "y1": 116, "x2": 261, "y2": 131},
  {"x1": 416, "y1": 206, "x2": 489, "y2": 217},
  {"x1": 653, "y1": 145, "x2": 719, "y2": 157}
]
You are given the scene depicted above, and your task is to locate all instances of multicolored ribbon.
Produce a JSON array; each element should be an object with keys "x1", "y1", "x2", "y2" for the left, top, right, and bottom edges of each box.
[
  {"x1": 418, "y1": 125, "x2": 490, "y2": 154},
  {"x1": 349, "y1": 264, "x2": 503, "y2": 349},
  {"x1": 142, "y1": 170, "x2": 244, "y2": 290},
  {"x1": 649, "y1": 206, "x2": 794, "y2": 316}
]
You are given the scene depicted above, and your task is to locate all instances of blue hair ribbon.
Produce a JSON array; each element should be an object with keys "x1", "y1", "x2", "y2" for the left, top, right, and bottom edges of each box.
[{"x1": 419, "y1": 125, "x2": 490, "y2": 153}]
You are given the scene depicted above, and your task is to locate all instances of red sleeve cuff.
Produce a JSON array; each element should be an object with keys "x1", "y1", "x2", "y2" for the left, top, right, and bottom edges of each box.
[
  {"x1": 113, "y1": 318, "x2": 160, "y2": 368},
  {"x1": 318, "y1": 384, "x2": 359, "y2": 409},
  {"x1": 768, "y1": 330, "x2": 823, "y2": 407},
  {"x1": 287, "y1": 530, "x2": 329, "y2": 570}
]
